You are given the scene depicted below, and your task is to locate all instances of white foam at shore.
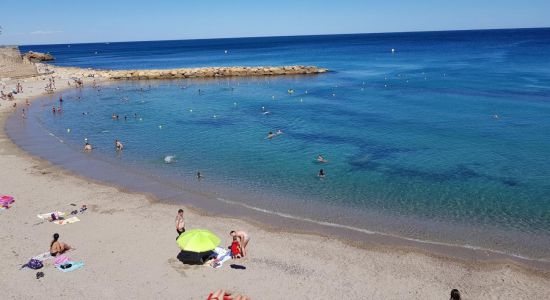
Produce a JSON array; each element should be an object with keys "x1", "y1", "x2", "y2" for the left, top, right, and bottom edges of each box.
[{"x1": 215, "y1": 197, "x2": 550, "y2": 263}]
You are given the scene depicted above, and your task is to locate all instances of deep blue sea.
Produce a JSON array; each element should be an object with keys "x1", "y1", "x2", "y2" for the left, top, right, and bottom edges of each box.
[{"x1": 16, "y1": 28, "x2": 550, "y2": 261}]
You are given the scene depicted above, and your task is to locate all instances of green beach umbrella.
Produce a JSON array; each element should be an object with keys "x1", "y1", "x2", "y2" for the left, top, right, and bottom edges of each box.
[{"x1": 176, "y1": 229, "x2": 220, "y2": 252}]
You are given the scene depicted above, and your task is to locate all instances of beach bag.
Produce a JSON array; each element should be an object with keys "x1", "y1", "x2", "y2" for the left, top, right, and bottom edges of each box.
[{"x1": 24, "y1": 259, "x2": 43, "y2": 270}]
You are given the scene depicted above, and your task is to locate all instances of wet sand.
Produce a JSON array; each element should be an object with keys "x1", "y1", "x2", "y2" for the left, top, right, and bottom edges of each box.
[{"x1": 1, "y1": 66, "x2": 549, "y2": 299}]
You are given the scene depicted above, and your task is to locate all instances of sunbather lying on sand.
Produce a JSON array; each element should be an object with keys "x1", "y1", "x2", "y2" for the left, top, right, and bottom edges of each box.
[
  {"x1": 50, "y1": 233, "x2": 73, "y2": 257},
  {"x1": 207, "y1": 289, "x2": 249, "y2": 300}
]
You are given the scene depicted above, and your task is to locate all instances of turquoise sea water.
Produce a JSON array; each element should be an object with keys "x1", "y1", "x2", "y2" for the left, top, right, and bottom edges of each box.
[{"x1": 13, "y1": 29, "x2": 550, "y2": 261}]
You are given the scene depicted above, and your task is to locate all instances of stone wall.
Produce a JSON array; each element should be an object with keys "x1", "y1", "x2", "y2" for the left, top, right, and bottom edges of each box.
[{"x1": 0, "y1": 46, "x2": 38, "y2": 79}]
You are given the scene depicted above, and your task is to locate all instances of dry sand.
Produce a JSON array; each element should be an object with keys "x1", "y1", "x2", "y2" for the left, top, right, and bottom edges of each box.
[{"x1": 1, "y1": 67, "x2": 549, "y2": 299}]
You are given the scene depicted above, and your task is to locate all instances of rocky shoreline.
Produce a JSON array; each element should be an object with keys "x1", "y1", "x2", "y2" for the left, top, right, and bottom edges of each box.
[{"x1": 49, "y1": 65, "x2": 328, "y2": 80}]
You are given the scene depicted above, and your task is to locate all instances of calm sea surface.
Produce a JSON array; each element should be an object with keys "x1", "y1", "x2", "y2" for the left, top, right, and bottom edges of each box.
[{"x1": 15, "y1": 29, "x2": 550, "y2": 261}]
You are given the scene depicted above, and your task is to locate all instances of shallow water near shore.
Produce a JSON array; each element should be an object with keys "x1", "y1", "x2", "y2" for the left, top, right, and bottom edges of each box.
[{"x1": 11, "y1": 28, "x2": 550, "y2": 263}]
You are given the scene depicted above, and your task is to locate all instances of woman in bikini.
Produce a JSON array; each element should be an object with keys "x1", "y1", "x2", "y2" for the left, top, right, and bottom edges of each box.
[{"x1": 50, "y1": 233, "x2": 73, "y2": 257}]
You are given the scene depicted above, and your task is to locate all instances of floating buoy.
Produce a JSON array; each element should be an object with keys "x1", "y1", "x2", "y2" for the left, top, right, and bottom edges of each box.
[
  {"x1": 391, "y1": 48, "x2": 395, "y2": 53},
  {"x1": 224, "y1": 50, "x2": 228, "y2": 54},
  {"x1": 158, "y1": 125, "x2": 163, "y2": 129},
  {"x1": 67, "y1": 128, "x2": 71, "y2": 133}
]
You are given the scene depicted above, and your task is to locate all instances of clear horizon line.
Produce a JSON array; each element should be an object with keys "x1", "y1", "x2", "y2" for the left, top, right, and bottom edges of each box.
[{"x1": 18, "y1": 26, "x2": 550, "y2": 47}]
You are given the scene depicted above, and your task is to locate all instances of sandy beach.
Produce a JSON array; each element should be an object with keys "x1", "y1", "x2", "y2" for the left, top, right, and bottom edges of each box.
[{"x1": 1, "y1": 67, "x2": 550, "y2": 299}]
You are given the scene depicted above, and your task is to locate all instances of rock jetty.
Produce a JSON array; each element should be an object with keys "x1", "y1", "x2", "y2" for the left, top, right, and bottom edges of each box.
[
  {"x1": 23, "y1": 51, "x2": 55, "y2": 62},
  {"x1": 83, "y1": 66, "x2": 327, "y2": 80}
]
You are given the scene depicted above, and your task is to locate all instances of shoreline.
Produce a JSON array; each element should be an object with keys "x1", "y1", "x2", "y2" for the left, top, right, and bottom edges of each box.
[{"x1": 1, "y1": 67, "x2": 549, "y2": 298}]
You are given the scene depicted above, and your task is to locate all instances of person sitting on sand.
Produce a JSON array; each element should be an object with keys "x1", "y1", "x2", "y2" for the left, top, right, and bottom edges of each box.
[
  {"x1": 230, "y1": 230, "x2": 250, "y2": 257},
  {"x1": 230, "y1": 236, "x2": 242, "y2": 259},
  {"x1": 115, "y1": 139, "x2": 124, "y2": 151},
  {"x1": 83, "y1": 142, "x2": 93, "y2": 151},
  {"x1": 317, "y1": 154, "x2": 328, "y2": 163},
  {"x1": 50, "y1": 233, "x2": 73, "y2": 257}
]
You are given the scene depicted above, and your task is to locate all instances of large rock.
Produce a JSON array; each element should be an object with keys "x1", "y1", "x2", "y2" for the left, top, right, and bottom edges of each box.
[{"x1": 23, "y1": 51, "x2": 55, "y2": 62}]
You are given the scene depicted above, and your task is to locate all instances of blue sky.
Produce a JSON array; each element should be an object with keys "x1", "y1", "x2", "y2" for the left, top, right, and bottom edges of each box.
[{"x1": 1, "y1": 0, "x2": 549, "y2": 45}]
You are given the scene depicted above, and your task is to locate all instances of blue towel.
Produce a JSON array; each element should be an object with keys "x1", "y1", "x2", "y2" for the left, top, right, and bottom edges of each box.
[{"x1": 56, "y1": 261, "x2": 84, "y2": 272}]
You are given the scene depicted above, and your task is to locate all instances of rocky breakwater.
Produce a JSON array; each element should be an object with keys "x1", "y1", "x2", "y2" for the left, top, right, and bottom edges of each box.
[
  {"x1": 93, "y1": 66, "x2": 328, "y2": 80},
  {"x1": 23, "y1": 51, "x2": 55, "y2": 62}
]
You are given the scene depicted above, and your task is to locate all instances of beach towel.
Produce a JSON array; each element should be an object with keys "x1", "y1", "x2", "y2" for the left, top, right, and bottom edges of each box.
[
  {"x1": 56, "y1": 261, "x2": 84, "y2": 273},
  {"x1": 211, "y1": 247, "x2": 232, "y2": 269},
  {"x1": 53, "y1": 216, "x2": 80, "y2": 225},
  {"x1": 37, "y1": 211, "x2": 66, "y2": 220},
  {"x1": 54, "y1": 255, "x2": 70, "y2": 266},
  {"x1": 32, "y1": 252, "x2": 53, "y2": 261}
]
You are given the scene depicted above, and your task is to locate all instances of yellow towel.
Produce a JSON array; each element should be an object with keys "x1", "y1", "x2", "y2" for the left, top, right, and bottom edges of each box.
[{"x1": 53, "y1": 216, "x2": 80, "y2": 225}]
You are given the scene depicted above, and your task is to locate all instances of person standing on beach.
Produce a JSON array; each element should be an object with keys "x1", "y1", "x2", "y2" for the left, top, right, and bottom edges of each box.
[
  {"x1": 175, "y1": 209, "x2": 185, "y2": 237},
  {"x1": 230, "y1": 230, "x2": 250, "y2": 257}
]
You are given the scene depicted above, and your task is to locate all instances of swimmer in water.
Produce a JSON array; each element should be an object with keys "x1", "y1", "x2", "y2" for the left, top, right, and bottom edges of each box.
[
  {"x1": 115, "y1": 139, "x2": 124, "y2": 151},
  {"x1": 197, "y1": 171, "x2": 203, "y2": 180},
  {"x1": 318, "y1": 168, "x2": 325, "y2": 178},
  {"x1": 83, "y1": 142, "x2": 93, "y2": 151},
  {"x1": 267, "y1": 131, "x2": 275, "y2": 139},
  {"x1": 317, "y1": 155, "x2": 328, "y2": 163},
  {"x1": 52, "y1": 106, "x2": 56, "y2": 113}
]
